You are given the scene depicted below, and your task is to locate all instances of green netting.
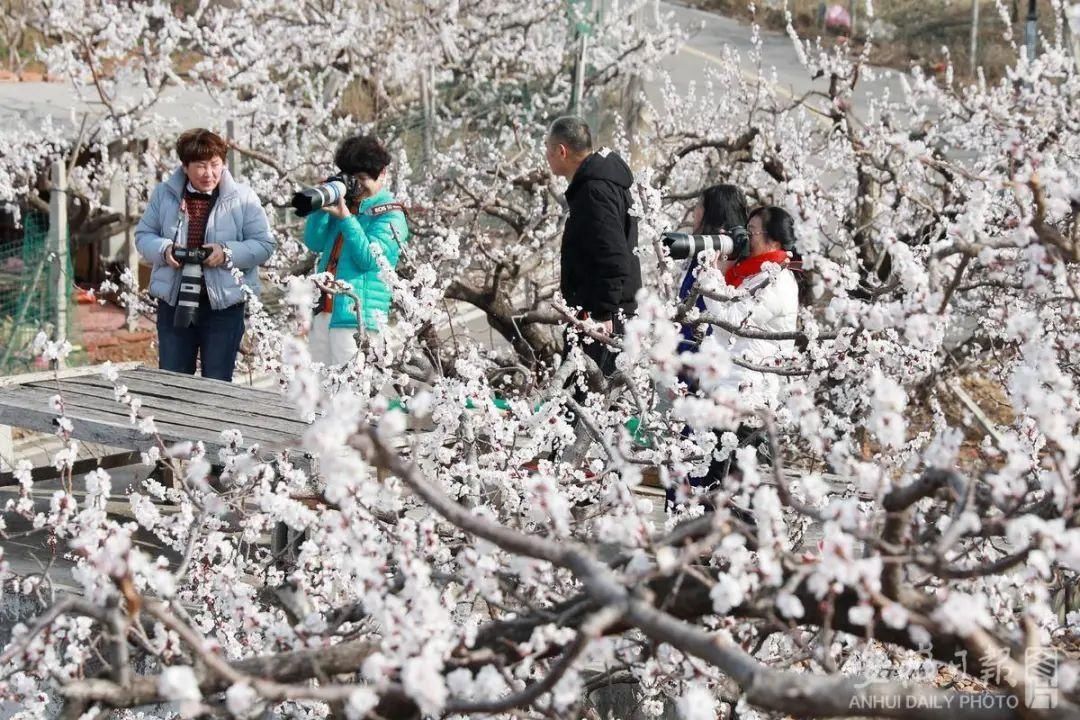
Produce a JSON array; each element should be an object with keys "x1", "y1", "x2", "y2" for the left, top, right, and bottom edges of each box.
[{"x1": 0, "y1": 212, "x2": 73, "y2": 374}]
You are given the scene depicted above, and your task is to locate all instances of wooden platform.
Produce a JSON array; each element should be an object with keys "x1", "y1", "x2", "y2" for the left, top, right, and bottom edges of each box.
[{"x1": 0, "y1": 364, "x2": 310, "y2": 478}]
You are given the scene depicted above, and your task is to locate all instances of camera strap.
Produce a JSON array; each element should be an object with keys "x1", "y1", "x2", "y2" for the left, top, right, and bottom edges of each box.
[
  {"x1": 318, "y1": 232, "x2": 347, "y2": 315},
  {"x1": 367, "y1": 201, "x2": 409, "y2": 252},
  {"x1": 171, "y1": 197, "x2": 188, "y2": 247},
  {"x1": 367, "y1": 202, "x2": 408, "y2": 218}
]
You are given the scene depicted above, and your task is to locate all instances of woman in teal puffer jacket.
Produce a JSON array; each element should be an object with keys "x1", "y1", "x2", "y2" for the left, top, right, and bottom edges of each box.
[{"x1": 303, "y1": 136, "x2": 409, "y2": 366}]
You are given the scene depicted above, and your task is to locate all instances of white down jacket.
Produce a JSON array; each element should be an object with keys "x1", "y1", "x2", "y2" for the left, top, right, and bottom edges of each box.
[{"x1": 684, "y1": 259, "x2": 799, "y2": 408}]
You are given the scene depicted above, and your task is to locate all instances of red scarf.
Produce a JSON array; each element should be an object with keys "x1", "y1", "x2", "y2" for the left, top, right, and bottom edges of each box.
[{"x1": 725, "y1": 249, "x2": 791, "y2": 288}]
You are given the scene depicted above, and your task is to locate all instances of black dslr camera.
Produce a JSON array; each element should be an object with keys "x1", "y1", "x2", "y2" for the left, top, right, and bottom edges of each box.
[
  {"x1": 291, "y1": 173, "x2": 361, "y2": 217},
  {"x1": 172, "y1": 245, "x2": 212, "y2": 328},
  {"x1": 173, "y1": 246, "x2": 211, "y2": 264}
]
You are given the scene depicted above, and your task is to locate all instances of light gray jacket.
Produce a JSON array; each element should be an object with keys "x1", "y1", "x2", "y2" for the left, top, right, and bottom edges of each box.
[{"x1": 135, "y1": 167, "x2": 274, "y2": 309}]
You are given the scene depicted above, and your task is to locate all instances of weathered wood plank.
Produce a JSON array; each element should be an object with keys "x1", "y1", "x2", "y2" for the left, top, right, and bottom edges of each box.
[
  {"x1": 1, "y1": 364, "x2": 286, "y2": 405},
  {"x1": 0, "y1": 392, "x2": 311, "y2": 470},
  {"x1": 42, "y1": 376, "x2": 308, "y2": 434},
  {"x1": 0, "y1": 450, "x2": 142, "y2": 487},
  {"x1": 0, "y1": 385, "x2": 300, "y2": 448},
  {"x1": 0, "y1": 362, "x2": 143, "y2": 389},
  {"x1": 48, "y1": 383, "x2": 305, "y2": 444},
  {"x1": 0, "y1": 390, "x2": 229, "y2": 453},
  {"x1": 61, "y1": 371, "x2": 298, "y2": 410},
  {"x1": 131, "y1": 368, "x2": 287, "y2": 404}
]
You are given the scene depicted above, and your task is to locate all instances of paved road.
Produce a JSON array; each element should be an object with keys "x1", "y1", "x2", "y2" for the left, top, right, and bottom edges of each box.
[
  {"x1": 660, "y1": 1, "x2": 909, "y2": 118},
  {"x1": 0, "y1": 80, "x2": 219, "y2": 139},
  {"x1": 0, "y1": 3, "x2": 904, "y2": 144}
]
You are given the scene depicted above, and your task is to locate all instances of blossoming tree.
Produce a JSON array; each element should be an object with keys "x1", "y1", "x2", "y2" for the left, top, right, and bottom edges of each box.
[{"x1": 1, "y1": 1, "x2": 1079, "y2": 719}]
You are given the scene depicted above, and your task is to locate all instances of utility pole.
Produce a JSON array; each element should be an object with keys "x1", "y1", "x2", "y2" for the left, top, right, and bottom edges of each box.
[
  {"x1": 125, "y1": 159, "x2": 139, "y2": 332},
  {"x1": 1025, "y1": 0, "x2": 1038, "y2": 60},
  {"x1": 226, "y1": 119, "x2": 240, "y2": 179},
  {"x1": 420, "y1": 65, "x2": 435, "y2": 164},
  {"x1": 48, "y1": 160, "x2": 69, "y2": 368},
  {"x1": 970, "y1": 0, "x2": 981, "y2": 75},
  {"x1": 570, "y1": 33, "x2": 588, "y2": 116},
  {"x1": 567, "y1": 0, "x2": 592, "y2": 116}
]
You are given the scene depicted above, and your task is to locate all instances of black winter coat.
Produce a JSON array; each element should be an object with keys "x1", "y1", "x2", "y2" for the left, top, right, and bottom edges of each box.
[{"x1": 560, "y1": 150, "x2": 642, "y2": 321}]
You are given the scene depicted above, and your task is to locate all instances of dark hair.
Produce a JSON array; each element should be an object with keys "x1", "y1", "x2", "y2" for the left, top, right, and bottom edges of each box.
[
  {"x1": 748, "y1": 205, "x2": 798, "y2": 253},
  {"x1": 334, "y1": 135, "x2": 392, "y2": 177},
  {"x1": 176, "y1": 128, "x2": 228, "y2": 164},
  {"x1": 697, "y1": 184, "x2": 749, "y2": 234},
  {"x1": 548, "y1": 116, "x2": 593, "y2": 154}
]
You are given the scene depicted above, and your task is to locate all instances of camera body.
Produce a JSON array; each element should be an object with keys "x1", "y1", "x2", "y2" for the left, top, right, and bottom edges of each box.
[
  {"x1": 172, "y1": 246, "x2": 211, "y2": 265},
  {"x1": 172, "y1": 245, "x2": 212, "y2": 328},
  {"x1": 291, "y1": 173, "x2": 361, "y2": 217},
  {"x1": 662, "y1": 227, "x2": 750, "y2": 261}
]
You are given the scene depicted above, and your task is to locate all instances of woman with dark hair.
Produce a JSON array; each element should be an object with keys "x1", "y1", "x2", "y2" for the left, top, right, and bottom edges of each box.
[
  {"x1": 695, "y1": 184, "x2": 749, "y2": 235},
  {"x1": 748, "y1": 205, "x2": 799, "y2": 257},
  {"x1": 708, "y1": 204, "x2": 799, "y2": 387},
  {"x1": 303, "y1": 135, "x2": 410, "y2": 366},
  {"x1": 676, "y1": 184, "x2": 749, "y2": 354}
]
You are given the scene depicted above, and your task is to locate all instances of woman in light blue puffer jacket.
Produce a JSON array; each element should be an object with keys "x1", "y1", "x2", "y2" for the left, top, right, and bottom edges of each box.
[{"x1": 135, "y1": 128, "x2": 274, "y2": 381}]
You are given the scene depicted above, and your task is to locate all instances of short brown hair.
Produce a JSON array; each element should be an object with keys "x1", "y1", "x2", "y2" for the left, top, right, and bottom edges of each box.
[{"x1": 176, "y1": 128, "x2": 228, "y2": 164}]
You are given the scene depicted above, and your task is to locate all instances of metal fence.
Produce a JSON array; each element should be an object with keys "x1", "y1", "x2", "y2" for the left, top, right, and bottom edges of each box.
[{"x1": 0, "y1": 211, "x2": 73, "y2": 374}]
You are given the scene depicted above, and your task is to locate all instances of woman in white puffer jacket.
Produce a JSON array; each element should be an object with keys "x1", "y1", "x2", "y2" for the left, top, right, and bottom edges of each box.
[
  {"x1": 672, "y1": 203, "x2": 800, "y2": 510},
  {"x1": 700, "y1": 205, "x2": 800, "y2": 409}
]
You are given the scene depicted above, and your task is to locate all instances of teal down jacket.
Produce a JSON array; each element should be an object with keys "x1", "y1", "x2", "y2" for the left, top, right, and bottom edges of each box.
[{"x1": 302, "y1": 189, "x2": 409, "y2": 331}]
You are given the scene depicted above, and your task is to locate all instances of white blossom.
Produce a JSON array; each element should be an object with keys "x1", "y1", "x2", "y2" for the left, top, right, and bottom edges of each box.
[
  {"x1": 776, "y1": 592, "x2": 805, "y2": 619},
  {"x1": 224, "y1": 683, "x2": 259, "y2": 718},
  {"x1": 158, "y1": 666, "x2": 201, "y2": 702},
  {"x1": 678, "y1": 682, "x2": 717, "y2": 720},
  {"x1": 402, "y1": 653, "x2": 448, "y2": 716},
  {"x1": 933, "y1": 593, "x2": 993, "y2": 636},
  {"x1": 345, "y1": 687, "x2": 379, "y2": 720},
  {"x1": 709, "y1": 573, "x2": 745, "y2": 614}
]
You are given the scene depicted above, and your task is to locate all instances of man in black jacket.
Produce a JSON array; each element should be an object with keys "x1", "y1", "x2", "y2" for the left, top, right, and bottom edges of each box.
[{"x1": 546, "y1": 116, "x2": 642, "y2": 375}]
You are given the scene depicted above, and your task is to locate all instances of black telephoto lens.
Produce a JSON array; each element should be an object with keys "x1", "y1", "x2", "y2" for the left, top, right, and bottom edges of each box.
[
  {"x1": 172, "y1": 246, "x2": 206, "y2": 328},
  {"x1": 290, "y1": 190, "x2": 317, "y2": 217}
]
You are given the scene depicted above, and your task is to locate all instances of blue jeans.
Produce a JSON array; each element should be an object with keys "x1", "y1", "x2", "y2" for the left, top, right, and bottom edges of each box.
[{"x1": 156, "y1": 297, "x2": 246, "y2": 381}]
